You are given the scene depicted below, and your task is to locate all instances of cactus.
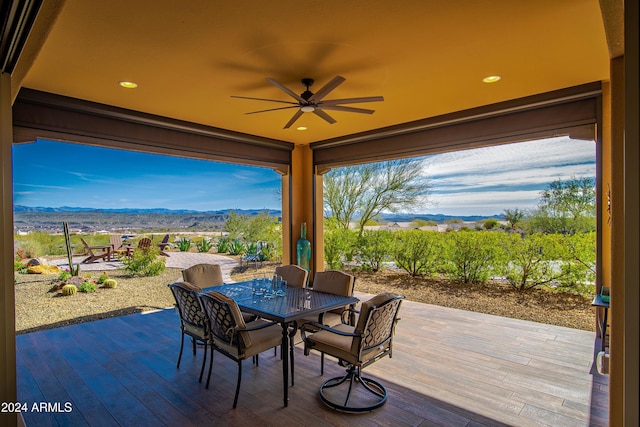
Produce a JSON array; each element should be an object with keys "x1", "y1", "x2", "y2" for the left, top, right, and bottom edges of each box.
[
  {"x1": 63, "y1": 222, "x2": 81, "y2": 276},
  {"x1": 61, "y1": 284, "x2": 78, "y2": 296},
  {"x1": 103, "y1": 279, "x2": 118, "y2": 289}
]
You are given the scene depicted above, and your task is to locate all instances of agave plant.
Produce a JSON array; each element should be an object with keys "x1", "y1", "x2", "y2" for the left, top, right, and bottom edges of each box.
[
  {"x1": 196, "y1": 238, "x2": 213, "y2": 253},
  {"x1": 216, "y1": 237, "x2": 230, "y2": 254},
  {"x1": 177, "y1": 238, "x2": 191, "y2": 252},
  {"x1": 228, "y1": 239, "x2": 245, "y2": 256}
]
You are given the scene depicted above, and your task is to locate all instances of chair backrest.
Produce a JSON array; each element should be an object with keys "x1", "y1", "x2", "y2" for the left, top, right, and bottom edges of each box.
[
  {"x1": 137, "y1": 237, "x2": 153, "y2": 250},
  {"x1": 199, "y1": 291, "x2": 251, "y2": 349},
  {"x1": 312, "y1": 270, "x2": 355, "y2": 313},
  {"x1": 182, "y1": 263, "x2": 224, "y2": 289},
  {"x1": 352, "y1": 293, "x2": 404, "y2": 360},
  {"x1": 109, "y1": 235, "x2": 123, "y2": 250},
  {"x1": 168, "y1": 282, "x2": 207, "y2": 333},
  {"x1": 158, "y1": 234, "x2": 170, "y2": 246},
  {"x1": 275, "y1": 264, "x2": 309, "y2": 288}
]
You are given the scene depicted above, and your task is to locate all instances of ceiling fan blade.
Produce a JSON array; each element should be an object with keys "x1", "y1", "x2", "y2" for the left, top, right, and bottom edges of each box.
[
  {"x1": 245, "y1": 106, "x2": 299, "y2": 115},
  {"x1": 283, "y1": 110, "x2": 304, "y2": 129},
  {"x1": 313, "y1": 108, "x2": 337, "y2": 125},
  {"x1": 308, "y1": 75, "x2": 346, "y2": 102},
  {"x1": 231, "y1": 95, "x2": 298, "y2": 106},
  {"x1": 266, "y1": 78, "x2": 305, "y2": 103},
  {"x1": 320, "y1": 96, "x2": 384, "y2": 105},
  {"x1": 320, "y1": 105, "x2": 376, "y2": 114}
]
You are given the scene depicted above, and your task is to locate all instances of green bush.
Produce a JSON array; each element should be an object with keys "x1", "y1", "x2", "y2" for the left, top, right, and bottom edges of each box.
[
  {"x1": 58, "y1": 269, "x2": 72, "y2": 281},
  {"x1": 122, "y1": 247, "x2": 166, "y2": 277},
  {"x1": 323, "y1": 226, "x2": 357, "y2": 270},
  {"x1": 78, "y1": 281, "x2": 97, "y2": 293},
  {"x1": 393, "y1": 230, "x2": 443, "y2": 277},
  {"x1": 497, "y1": 233, "x2": 568, "y2": 291},
  {"x1": 444, "y1": 231, "x2": 503, "y2": 284},
  {"x1": 355, "y1": 230, "x2": 393, "y2": 272}
]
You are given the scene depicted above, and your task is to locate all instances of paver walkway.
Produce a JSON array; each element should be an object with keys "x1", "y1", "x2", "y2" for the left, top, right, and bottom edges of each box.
[{"x1": 49, "y1": 251, "x2": 239, "y2": 283}]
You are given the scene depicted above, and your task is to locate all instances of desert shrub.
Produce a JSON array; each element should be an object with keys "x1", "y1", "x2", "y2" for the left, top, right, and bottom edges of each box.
[
  {"x1": 393, "y1": 230, "x2": 444, "y2": 277},
  {"x1": 483, "y1": 219, "x2": 498, "y2": 230},
  {"x1": 497, "y1": 233, "x2": 568, "y2": 291},
  {"x1": 196, "y1": 238, "x2": 213, "y2": 253},
  {"x1": 259, "y1": 242, "x2": 275, "y2": 261},
  {"x1": 323, "y1": 225, "x2": 357, "y2": 270},
  {"x1": 78, "y1": 281, "x2": 97, "y2": 293},
  {"x1": 14, "y1": 252, "x2": 28, "y2": 273},
  {"x1": 444, "y1": 230, "x2": 503, "y2": 284},
  {"x1": 96, "y1": 271, "x2": 109, "y2": 284},
  {"x1": 553, "y1": 232, "x2": 596, "y2": 295},
  {"x1": 177, "y1": 238, "x2": 191, "y2": 252},
  {"x1": 355, "y1": 230, "x2": 393, "y2": 272},
  {"x1": 58, "y1": 269, "x2": 72, "y2": 282},
  {"x1": 122, "y1": 247, "x2": 166, "y2": 276}
]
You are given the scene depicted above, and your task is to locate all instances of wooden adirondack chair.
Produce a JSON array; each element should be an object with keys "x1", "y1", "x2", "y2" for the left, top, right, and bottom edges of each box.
[{"x1": 80, "y1": 238, "x2": 111, "y2": 264}]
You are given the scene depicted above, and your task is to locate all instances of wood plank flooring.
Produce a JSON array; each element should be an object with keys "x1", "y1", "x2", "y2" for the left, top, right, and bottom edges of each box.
[{"x1": 16, "y1": 293, "x2": 608, "y2": 426}]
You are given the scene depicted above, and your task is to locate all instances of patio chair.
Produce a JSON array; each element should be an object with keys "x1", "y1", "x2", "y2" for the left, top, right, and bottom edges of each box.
[
  {"x1": 301, "y1": 293, "x2": 404, "y2": 412},
  {"x1": 168, "y1": 282, "x2": 210, "y2": 383},
  {"x1": 80, "y1": 238, "x2": 111, "y2": 264},
  {"x1": 182, "y1": 263, "x2": 256, "y2": 323},
  {"x1": 303, "y1": 270, "x2": 356, "y2": 327},
  {"x1": 199, "y1": 291, "x2": 283, "y2": 409},
  {"x1": 156, "y1": 234, "x2": 170, "y2": 256},
  {"x1": 109, "y1": 235, "x2": 129, "y2": 259},
  {"x1": 274, "y1": 264, "x2": 309, "y2": 288},
  {"x1": 182, "y1": 263, "x2": 224, "y2": 288}
]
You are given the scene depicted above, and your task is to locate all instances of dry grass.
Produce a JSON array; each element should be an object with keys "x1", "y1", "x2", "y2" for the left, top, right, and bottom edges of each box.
[{"x1": 14, "y1": 260, "x2": 596, "y2": 335}]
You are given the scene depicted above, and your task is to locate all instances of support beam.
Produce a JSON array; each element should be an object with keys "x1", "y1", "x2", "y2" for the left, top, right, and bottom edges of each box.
[{"x1": 0, "y1": 72, "x2": 17, "y2": 427}]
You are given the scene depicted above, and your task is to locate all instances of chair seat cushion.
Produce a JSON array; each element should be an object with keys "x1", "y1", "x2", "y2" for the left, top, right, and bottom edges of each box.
[
  {"x1": 212, "y1": 320, "x2": 281, "y2": 359},
  {"x1": 306, "y1": 324, "x2": 359, "y2": 365}
]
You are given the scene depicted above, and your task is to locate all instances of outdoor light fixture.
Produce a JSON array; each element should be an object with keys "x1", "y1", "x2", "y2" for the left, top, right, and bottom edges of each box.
[
  {"x1": 482, "y1": 75, "x2": 501, "y2": 83},
  {"x1": 300, "y1": 105, "x2": 315, "y2": 112},
  {"x1": 119, "y1": 81, "x2": 138, "y2": 89},
  {"x1": 296, "y1": 126, "x2": 308, "y2": 131}
]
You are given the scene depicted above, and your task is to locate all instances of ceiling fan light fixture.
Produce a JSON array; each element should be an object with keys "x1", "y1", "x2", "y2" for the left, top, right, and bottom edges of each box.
[{"x1": 300, "y1": 105, "x2": 315, "y2": 112}]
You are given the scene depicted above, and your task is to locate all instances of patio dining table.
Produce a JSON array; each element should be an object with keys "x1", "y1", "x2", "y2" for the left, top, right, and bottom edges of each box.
[{"x1": 204, "y1": 281, "x2": 359, "y2": 407}]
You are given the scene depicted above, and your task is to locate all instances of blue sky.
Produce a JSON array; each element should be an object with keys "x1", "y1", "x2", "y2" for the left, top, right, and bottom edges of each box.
[{"x1": 13, "y1": 136, "x2": 595, "y2": 216}]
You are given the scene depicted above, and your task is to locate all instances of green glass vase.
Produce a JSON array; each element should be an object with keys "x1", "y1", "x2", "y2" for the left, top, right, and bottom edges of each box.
[{"x1": 296, "y1": 222, "x2": 311, "y2": 271}]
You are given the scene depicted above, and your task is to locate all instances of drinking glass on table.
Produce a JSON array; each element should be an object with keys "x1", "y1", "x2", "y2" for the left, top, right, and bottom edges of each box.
[{"x1": 252, "y1": 278, "x2": 263, "y2": 302}]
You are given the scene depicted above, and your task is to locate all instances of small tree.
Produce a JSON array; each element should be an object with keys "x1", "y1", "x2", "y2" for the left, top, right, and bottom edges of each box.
[
  {"x1": 324, "y1": 158, "x2": 430, "y2": 234},
  {"x1": 529, "y1": 176, "x2": 596, "y2": 234},
  {"x1": 503, "y1": 208, "x2": 526, "y2": 230}
]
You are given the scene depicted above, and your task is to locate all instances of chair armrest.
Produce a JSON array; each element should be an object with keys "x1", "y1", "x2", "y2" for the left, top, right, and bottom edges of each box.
[
  {"x1": 238, "y1": 320, "x2": 278, "y2": 332},
  {"x1": 300, "y1": 321, "x2": 360, "y2": 343},
  {"x1": 340, "y1": 304, "x2": 360, "y2": 325}
]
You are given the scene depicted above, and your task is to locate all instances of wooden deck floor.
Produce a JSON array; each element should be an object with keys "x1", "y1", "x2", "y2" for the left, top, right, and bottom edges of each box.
[{"x1": 17, "y1": 293, "x2": 608, "y2": 426}]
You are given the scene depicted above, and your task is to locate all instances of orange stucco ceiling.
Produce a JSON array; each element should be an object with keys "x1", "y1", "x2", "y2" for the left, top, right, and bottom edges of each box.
[{"x1": 20, "y1": 0, "x2": 609, "y2": 145}]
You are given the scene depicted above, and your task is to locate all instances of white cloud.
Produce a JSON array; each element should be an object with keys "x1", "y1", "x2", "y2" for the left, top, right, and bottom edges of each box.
[{"x1": 416, "y1": 137, "x2": 596, "y2": 216}]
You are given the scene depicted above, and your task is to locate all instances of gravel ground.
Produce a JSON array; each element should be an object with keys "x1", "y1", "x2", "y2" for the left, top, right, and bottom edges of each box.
[{"x1": 14, "y1": 258, "x2": 595, "y2": 334}]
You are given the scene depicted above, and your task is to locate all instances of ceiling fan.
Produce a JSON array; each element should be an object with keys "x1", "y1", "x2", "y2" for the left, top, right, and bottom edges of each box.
[{"x1": 231, "y1": 76, "x2": 384, "y2": 129}]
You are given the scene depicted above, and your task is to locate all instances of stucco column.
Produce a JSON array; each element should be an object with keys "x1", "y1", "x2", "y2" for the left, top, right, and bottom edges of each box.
[{"x1": 289, "y1": 145, "x2": 315, "y2": 271}]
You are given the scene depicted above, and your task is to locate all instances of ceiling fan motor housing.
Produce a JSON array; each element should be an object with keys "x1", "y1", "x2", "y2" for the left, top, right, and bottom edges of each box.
[{"x1": 301, "y1": 78, "x2": 315, "y2": 100}]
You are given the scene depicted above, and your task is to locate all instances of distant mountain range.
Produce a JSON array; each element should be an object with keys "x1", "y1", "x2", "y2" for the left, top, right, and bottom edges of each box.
[
  {"x1": 14, "y1": 205, "x2": 280, "y2": 216},
  {"x1": 14, "y1": 205, "x2": 501, "y2": 223}
]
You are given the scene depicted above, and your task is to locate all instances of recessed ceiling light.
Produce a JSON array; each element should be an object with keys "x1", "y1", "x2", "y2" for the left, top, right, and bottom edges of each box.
[
  {"x1": 296, "y1": 126, "x2": 308, "y2": 131},
  {"x1": 482, "y1": 75, "x2": 501, "y2": 83},
  {"x1": 119, "y1": 81, "x2": 138, "y2": 89}
]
